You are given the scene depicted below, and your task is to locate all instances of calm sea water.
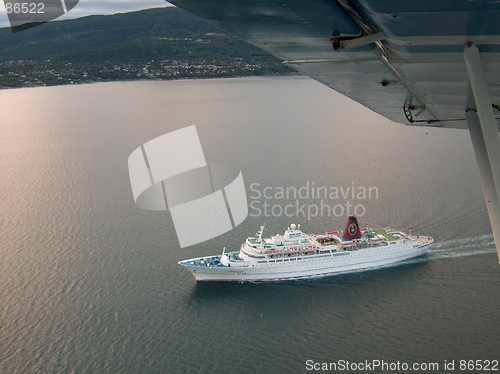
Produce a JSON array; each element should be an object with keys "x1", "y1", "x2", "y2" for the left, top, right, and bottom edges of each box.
[{"x1": 1, "y1": 77, "x2": 499, "y2": 373}]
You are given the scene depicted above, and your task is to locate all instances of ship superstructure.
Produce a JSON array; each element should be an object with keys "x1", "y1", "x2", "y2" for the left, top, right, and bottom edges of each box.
[{"x1": 179, "y1": 216, "x2": 433, "y2": 281}]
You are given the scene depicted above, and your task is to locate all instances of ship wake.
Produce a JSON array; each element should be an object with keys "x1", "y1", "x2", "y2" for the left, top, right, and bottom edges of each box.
[{"x1": 406, "y1": 234, "x2": 495, "y2": 265}]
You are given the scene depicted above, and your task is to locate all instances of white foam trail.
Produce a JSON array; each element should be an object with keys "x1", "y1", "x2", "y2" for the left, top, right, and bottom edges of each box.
[{"x1": 414, "y1": 234, "x2": 495, "y2": 263}]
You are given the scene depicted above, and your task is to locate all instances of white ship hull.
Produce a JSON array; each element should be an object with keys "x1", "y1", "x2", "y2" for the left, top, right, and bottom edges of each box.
[{"x1": 180, "y1": 239, "x2": 431, "y2": 282}]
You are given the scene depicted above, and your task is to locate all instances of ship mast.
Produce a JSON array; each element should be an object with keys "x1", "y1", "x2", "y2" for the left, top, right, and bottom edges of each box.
[{"x1": 257, "y1": 221, "x2": 266, "y2": 243}]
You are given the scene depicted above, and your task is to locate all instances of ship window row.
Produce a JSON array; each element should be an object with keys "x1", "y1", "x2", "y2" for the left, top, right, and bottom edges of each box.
[
  {"x1": 250, "y1": 244, "x2": 415, "y2": 264},
  {"x1": 241, "y1": 249, "x2": 265, "y2": 258}
]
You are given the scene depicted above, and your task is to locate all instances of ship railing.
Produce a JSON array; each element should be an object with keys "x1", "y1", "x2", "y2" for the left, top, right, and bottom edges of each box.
[{"x1": 267, "y1": 249, "x2": 320, "y2": 259}]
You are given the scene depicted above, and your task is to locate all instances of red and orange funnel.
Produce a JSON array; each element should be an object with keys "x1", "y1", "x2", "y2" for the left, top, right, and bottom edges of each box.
[{"x1": 343, "y1": 216, "x2": 361, "y2": 240}]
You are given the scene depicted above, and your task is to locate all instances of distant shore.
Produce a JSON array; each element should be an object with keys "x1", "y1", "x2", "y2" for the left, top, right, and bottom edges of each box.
[
  {"x1": 0, "y1": 71, "x2": 300, "y2": 91},
  {"x1": 0, "y1": 59, "x2": 295, "y2": 89}
]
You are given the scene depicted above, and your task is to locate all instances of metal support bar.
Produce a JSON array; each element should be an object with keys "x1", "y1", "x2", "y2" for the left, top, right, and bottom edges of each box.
[
  {"x1": 333, "y1": 32, "x2": 385, "y2": 50},
  {"x1": 466, "y1": 107, "x2": 500, "y2": 263},
  {"x1": 464, "y1": 44, "x2": 500, "y2": 263}
]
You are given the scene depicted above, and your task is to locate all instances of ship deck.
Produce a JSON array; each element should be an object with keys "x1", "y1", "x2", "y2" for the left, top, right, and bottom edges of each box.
[{"x1": 373, "y1": 229, "x2": 399, "y2": 241}]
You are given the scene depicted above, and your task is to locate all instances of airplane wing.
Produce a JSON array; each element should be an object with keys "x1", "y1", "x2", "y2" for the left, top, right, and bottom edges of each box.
[
  {"x1": 168, "y1": 0, "x2": 500, "y2": 130},
  {"x1": 169, "y1": 0, "x2": 500, "y2": 261}
]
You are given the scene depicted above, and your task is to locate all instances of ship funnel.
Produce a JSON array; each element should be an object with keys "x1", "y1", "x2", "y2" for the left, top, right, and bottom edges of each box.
[{"x1": 343, "y1": 216, "x2": 361, "y2": 240}]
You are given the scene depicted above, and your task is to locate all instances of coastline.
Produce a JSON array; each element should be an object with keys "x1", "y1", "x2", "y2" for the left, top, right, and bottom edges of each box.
[{"x1": 0, "y1": 72, "x2": 300, "y2": 91}]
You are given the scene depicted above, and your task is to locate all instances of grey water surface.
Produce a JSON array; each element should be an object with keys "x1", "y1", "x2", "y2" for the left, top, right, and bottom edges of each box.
[{"x1": 1, "y1": 77, "x2": 499, "y2": 373}]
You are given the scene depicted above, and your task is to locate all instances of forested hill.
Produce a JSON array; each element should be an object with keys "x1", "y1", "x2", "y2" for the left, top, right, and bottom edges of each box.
[{"x1": 0, "y1": 7, "x2": 294, "y2": 88}]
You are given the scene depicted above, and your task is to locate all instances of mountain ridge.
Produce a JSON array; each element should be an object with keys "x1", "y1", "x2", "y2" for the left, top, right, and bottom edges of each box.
[{"x1": 0, "y1": 7, "x2": 294, "y2": 88}]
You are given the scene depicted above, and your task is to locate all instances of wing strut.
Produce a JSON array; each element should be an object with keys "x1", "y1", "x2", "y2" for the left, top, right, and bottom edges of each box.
[{"x1": 464, "y1": 44, "x2": 500, "y2": 263}]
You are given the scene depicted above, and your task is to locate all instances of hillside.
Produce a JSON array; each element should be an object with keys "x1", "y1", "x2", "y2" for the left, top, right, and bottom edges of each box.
[{"x1": 0, "y1": 7, "x2": 294, "y2": 88}]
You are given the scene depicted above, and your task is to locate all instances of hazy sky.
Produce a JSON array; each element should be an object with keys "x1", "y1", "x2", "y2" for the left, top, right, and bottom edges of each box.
[{"x1": 0, "y1": 0, "x2": 173, "y2": 28}]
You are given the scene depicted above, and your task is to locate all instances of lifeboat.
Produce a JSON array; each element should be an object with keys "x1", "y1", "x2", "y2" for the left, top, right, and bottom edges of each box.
[{"x1": 340, "y1": 240, "x2": 353, "y2": 246}]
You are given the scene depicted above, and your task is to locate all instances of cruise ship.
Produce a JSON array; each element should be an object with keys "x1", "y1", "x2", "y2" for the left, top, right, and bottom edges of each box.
[{"x1": 178, "y1": 216, "x2": 433, "y2": 282}]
